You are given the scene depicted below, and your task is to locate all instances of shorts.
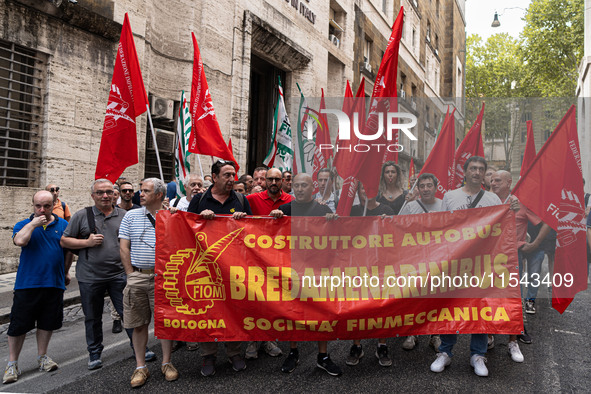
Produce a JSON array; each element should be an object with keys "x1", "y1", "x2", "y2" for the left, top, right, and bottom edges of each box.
[
  {"x1": 7, "y1": 288, "x2": 64, "y2": 336},
  {"x1": 123, "y1": 271, "x2": 155, "y2": 329}
]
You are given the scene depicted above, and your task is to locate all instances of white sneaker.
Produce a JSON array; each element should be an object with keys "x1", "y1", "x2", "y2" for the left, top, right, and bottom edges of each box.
[
  {"x1": 430, "y1": 352, "x2": 451, "y2": 373},
  {"x1": 429, "y1": 335, "x2": 441, "y2": 352},
  {"x1": 508, "y1": 341, "x2": 524, "y2": 363},
  {"x1": 262, "y1": 341, "x2": 282, "y2": 357},
  {"x1": 245, "y1": 341, "x2": 258, "y2": 359},
  {"x1": 470, "y1": 354, "x2": 488, "y2": 377},
  {"x1": 487, "y1": 335, "x2": 495, "y2": 350},
  {"x1": 402, "y1": 335, "x2": 417, "y2": 350}
]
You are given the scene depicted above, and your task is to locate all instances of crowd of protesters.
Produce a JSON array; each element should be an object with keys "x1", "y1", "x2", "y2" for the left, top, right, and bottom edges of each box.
[{"x1": 6, "y1": 157, "x2": 591, "y2": 387}]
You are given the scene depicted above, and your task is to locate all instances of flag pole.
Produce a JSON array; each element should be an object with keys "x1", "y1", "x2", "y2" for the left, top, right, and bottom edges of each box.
[
  {"x1": 197, "y1": 155, "x2": 204, "y2": 178},
  {"x1": 398, "y1": 178, "x2": 418, "y2": 213},
  {"x1": 146, "y1": 104, "x2": 165, "y2": 182}
]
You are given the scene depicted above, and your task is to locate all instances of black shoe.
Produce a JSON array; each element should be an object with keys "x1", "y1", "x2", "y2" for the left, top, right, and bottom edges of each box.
[
  {"x1": 281, "y1": 350, "x2": 299, "y2": 373},
  {"x1": 317, "y1": 354, "x2": 342, "y2": 376},
  {"x1": 112, "y1": 320, "x2": 122, "y2": 334},
  {"x1": 201, "y1": 355, "x2": 216, "y2": 377},
  {"x1": 375, "y1": 345, "x2": 392, "y2": 367},
  {"x1": 518, "y1": 326, "x2": 532, "y2": 344},
  {"x1": 345, "y1": 344, "x2": 364, "y2": 366}
]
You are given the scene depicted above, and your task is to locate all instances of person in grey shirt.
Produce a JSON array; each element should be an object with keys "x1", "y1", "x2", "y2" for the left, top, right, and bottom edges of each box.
[
  {"x1": 61, "y1": 179, "x2": 154, "y2": 370},
  {"x1": 399, "y1": 173, "x2": 443, "y2": 215},
  {"x1": 398, "y1": 173, "x2": 443, "y2": 352}
]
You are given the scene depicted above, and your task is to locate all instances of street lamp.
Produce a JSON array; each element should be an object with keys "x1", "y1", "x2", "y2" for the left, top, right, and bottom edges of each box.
[{"x1": 491, "y1": 7, "x2": 526, "y2": 28}]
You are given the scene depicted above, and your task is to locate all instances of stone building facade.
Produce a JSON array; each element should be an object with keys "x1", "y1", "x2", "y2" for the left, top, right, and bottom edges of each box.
[{"x1": 0, "y1": 0, "x2": 465, "y2": 272}]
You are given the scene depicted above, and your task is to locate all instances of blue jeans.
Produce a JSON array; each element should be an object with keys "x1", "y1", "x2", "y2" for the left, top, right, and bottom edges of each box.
[
  {"x1": 438, "y1": 333, "x2": 488, "y2": 357},
  {"x1": 517, "y1": 249, "x2": 545, "y2": 301},
  {"x1": 79, "y1": 276, "x2": 133, "y2": 357}
]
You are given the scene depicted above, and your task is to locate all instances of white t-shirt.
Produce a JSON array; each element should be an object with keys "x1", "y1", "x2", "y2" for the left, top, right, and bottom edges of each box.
[
  {"x1": 441, "y1": 188, "x2": 501, "y2": 211},
  {"x1": 170, "y1": 197, "x2": 191, "y2": 211},
  {"x1": 399, "y1": 198, "x2": 443, "y2": 215}
]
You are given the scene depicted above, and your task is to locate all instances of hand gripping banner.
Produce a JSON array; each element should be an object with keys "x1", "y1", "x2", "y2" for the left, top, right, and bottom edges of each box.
[{"x1": 155, "y1": 205, "x2": 523, "y2": 342}]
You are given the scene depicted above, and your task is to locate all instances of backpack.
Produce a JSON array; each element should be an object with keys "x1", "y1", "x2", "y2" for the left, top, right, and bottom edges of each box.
[{"x1": 70, "y1": 207, "x2": 96, "y2": 257}]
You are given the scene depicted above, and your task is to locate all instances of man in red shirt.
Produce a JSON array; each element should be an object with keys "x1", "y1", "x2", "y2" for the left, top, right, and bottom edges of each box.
[
  {"x1": 244, "y1": 168, "x2": 293, "y2": 359},
  {"x1": 246, "y1": 168, "x2": 294, "y2": 215}
]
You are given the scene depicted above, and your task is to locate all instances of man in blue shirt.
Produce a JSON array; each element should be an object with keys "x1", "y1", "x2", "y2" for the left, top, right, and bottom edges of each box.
[{"x1": 4, "y1": 190, "x2": 72, "y2": 384}]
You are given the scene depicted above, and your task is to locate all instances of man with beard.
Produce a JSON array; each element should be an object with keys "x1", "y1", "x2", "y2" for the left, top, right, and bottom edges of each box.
[
  {"x1": 269, "y1": 173, "x2": 341, "y2": 376},
  {"x1": 117, "y1": 181, "x2": 140, "y2": 211},
  {"x1": 244, "y1": 168, "x2": 292, "y2": 359},
  {"x1": 187, "y1": 160, "x2": 252, "y2": 377}
]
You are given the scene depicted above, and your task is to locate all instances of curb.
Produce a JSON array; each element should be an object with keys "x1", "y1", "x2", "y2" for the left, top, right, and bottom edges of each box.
[{"x1": 0, "y1": 292, "x2": 82, "y2": 325}]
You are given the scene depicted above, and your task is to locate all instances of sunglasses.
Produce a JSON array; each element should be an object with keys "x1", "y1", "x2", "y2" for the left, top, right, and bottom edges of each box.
[
  {"x1": 121, "y1": 189, "x2": 134, "y2": 193},
  {"x1": 49, "y1": 187, "x2": 60, "y2": 192}
]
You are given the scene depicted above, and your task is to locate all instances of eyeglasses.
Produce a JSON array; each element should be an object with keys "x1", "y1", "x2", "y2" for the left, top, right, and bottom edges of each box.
[
  {"x1": 49, "y1": 187, "x2": 60, "y2": 193},
  {"x1": 94, "y1": 190, "x2": 114, "y2": 196},
  {"x1": 121, "y1": 189, "x2": 134, "y2": 193}
]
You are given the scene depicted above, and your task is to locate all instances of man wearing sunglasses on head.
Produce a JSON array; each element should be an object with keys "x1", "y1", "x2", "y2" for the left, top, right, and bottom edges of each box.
[
  {"x1": 45, "y1": 184, "x2": 71, "y2": 221},
  {"x1": 188, "y1": 159, "x2": 252, "y2": 377}
]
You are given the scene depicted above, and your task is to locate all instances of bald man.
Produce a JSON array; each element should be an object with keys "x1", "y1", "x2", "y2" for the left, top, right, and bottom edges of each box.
[
  {"x1": 45, "y1": 184, "x2": 71, "y2": 221},
  {"x1": 5, "y1": 191, "x2": 72, "y2": 384}
]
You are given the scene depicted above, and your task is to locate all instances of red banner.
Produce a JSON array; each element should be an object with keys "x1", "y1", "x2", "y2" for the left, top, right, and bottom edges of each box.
[{"x1": 155, "y1": 205, "x2": 523, "y2": 342}]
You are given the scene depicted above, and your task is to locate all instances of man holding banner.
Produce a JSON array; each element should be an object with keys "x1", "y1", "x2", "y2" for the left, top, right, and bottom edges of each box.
[
  {"x1": 270, "y1": 173, "x2": 341, "y2": 376},
  {"x1": 431, "y1": 157, "x2": 502, "y2": 377},
  {"x1": 187, "y1": 160, "x2": 252, "y2": 377}
]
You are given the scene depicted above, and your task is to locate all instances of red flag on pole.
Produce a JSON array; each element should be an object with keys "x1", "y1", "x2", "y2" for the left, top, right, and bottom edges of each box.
[
  {"x1": 334, "y1": 80, "x2": 366, "y2": 216},
  {"x1": 95, "y1": 13, "x2": 148, "y2": 182},
  {"x1": 353, "y1": 7, "x2": 404, "y2": 198},
  {"x1": 512, "y1": 105, "x2": 587, "y2": 313},
  {"x1": 418, "y1": 108, "x2": 456, "y2": 199},
  {"x1": 188, "y1": 33, "x2": 238, "y2": 169},
  {"x1": 520, "y1": 120, "x2": 536, "y2": 177},
  {"x1": 452, "y1": 102, "x2": 485, "y2": 189},
  {"x1": 312, "y1": 89, "x2": 330, "y2": 192},
  {"x1": 334, "y1": 79, "x2": 366, "y2": 180},
  {"x1": 407, "y1": 158, "x2": 415, "y2": 189}
]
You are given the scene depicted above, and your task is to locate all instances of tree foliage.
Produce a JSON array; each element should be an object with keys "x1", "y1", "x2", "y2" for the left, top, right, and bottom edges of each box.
[{"x1": 520, "y1": 0, "x2": 584, "y2": 97}]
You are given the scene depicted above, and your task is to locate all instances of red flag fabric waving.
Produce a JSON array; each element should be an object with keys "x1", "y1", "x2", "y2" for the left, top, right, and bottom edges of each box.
[
  {"x1": 520, "y1": 120, "x2": 536, "y2": 177},
  {"x1": 452, "y1": 102, "x2": 485, "y2": 189},
  {"x1": 334, "y1": 79, "x2": 366, "y2": 180},
  {"x1": 418, "y1": 108, "x2": 456, "y2": 199},
  {"x1": 334, "y1": 80, "x2": 366, "y2": 216},
  {"x1": 512, "y1": 105, "x2": 587, "y2": 313},
  {"x1": 95, "y1": 13, "x2": 148, "y2": 182},
  {"x1": 316, "y1": 89, "x2": 332, "y2": 163},
  {"x1": 188, "y1": 33, "x2": 238, "y2": 169},
  {"x1": 407, "y1": 157, "x2": 415, "y2": 189},
  {"x1": 353, "y1": 7, "x2": 404, "y2": 198}
]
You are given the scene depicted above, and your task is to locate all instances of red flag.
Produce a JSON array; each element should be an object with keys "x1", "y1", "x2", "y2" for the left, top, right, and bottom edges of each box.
[
  {"x1": 316, "y1": 89, "x2": 332, "y2": 163},
  {"x1": 520, "y1": 120, "x2": 536, "y2": 177},
  {"x1": 452, "y1": 102, "x2": 485, "y2": 189},
  {"x1": 312, "y1": 89, "x2": 330, "y2": 192},
  {"x1": 512, "y1": 105, "x2": 587, "y2": 313},
  {"x1": 188, "y1": 33, "x2": 238, "y2": 169},
  {"x1": 418, "y1": 108, "x2": 456, "y2": 199},
  {"x1": 334, "y1": 80, "x2": 365, "y2": 216},
  {"x1": 353, "y1": 7, "x2": 404, "y2": 198},
  {"x1": 95, "y1": 13, "x2": 148, "y2": 182},
  {"x1": 407, "y1": 158, "x2": 415, "y2": 189},
  {"x1": 334, "y1": 79, "x2": 366, "y2": 180}
]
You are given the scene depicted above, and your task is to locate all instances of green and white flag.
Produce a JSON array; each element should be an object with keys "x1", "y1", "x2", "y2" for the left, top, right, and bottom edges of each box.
[
  {"x1": 263, "y1": 76, "x2": 293, "y2": 171},
  {"x1": 293, "y1": 83, "x2": 316, "y2": 174},
  {"x1": 174, "y1": 90, "x2": 192, "y2": 197}
]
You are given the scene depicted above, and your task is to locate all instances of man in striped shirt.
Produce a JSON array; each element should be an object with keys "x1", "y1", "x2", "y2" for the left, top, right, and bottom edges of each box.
[{"x1": 120, "y1": 178, "x2": 178, "y2": 388}]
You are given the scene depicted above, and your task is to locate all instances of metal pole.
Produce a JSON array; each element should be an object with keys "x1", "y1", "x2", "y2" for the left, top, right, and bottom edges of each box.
[{"x1": 145, "y1": 104, "x2": 164, "y2": 182}]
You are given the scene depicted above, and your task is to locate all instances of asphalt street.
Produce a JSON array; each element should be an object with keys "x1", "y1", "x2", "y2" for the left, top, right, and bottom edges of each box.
[{"x1": 0, "y1": 283, "x2": 588, "y2": 393}]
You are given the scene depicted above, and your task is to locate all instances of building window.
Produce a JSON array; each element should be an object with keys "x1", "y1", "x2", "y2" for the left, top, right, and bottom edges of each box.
[
  {"x1": 364, "y1": 36, "x2": 372, "y2": 64},
  {"x1": 412, "y1": 28, "x2": 416, "y2": 50},
  {"x1": 402, "y1": 13, "x2": 406, "y2": 39},
  {"x1": 436, "y1": 0, "x2": 440, "y2": 17},
  {"x1": 426, "y1": 22, "x2": 431, "y2": 43},
  {"x1": 0, "y1": 40, "x2": 44, "y2": 187},
  {"x1": 382, "y1": 0, "x2": 388, "y2": 14}
]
